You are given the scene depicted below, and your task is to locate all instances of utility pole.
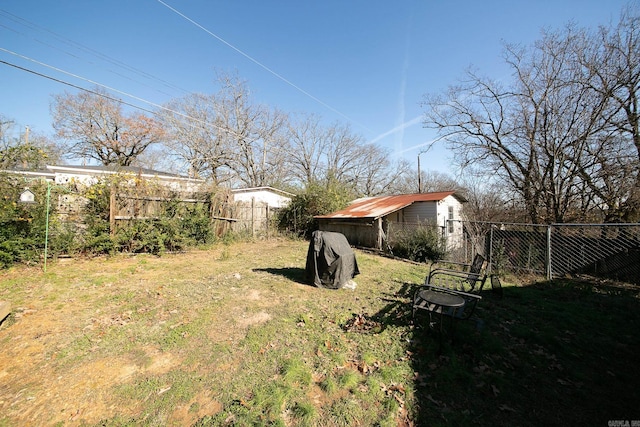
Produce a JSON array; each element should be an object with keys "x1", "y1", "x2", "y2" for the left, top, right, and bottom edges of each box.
[
  {"x1": 417, "y1": 153, "x2": 422, "y2": 193},
  {"x1": 22, "y1": 126, "x2": 31, "y2": 169},
  {"x1": 417, "y1": 145, "x2": 434, "y2": 194}
]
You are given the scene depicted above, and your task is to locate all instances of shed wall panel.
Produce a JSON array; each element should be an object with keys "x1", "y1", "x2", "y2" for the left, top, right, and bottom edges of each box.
[
  {"x1": 317, "y1": 220, "x2": 377, "y2": 248},
  {"x1": 402, "y1": 202, "x2": 438, "y2": 222},
  {"x1": 233, "y1": 191, "x2": 291, "y2": 208}
]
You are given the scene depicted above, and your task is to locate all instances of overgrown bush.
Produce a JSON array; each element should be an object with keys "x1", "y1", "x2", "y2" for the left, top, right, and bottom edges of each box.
[
  {"x1": 180, "y1": 203, "x2": 215, "y2": 245},
  {"x1": 0, "y1": 174, "x2": 55, "y2": 267},
  {"x1": 78, "y1": 179, "x2": 115, "y2": 256},
  {"x1": 82, "y1": 233, "x2": 116, "y2": 256},
  {"x1": 391, "y1": 222, "x2": 446, "y2": 263},
  {"x1": 115, "y1": 220, "x2": 168, "y2": 254},
  {"x1": 0, "y1": 238, "x2": 39, "y2": 268},
  {"x1": 78, "y1": 177, "x2": 212, "y2": 255},
  {"x1": 0, "y1": 172, "x2": 241, "y2": 267},
  {"x1": 277, "y1": 180, "x2": 356, "y2": 238}
]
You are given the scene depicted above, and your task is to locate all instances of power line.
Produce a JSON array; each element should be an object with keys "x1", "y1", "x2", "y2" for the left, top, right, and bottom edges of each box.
[
  {"x1": 0, "y1": 58, "x2": 155, "y2": 114},
  {"x1": 2, "y1": 5, "x2": 372, "y2": 134},
  {"x1": 155, "y1": 0, "x2": 373, "y2": 133},
  {"x1": 1, "y1": 47, "x2": 169, "y2": 111},
  {"x1": 0, "y1": 56, "x2": 241, "y2": 139},
  {"x1": 0, "y1": 8, "x2": 189, "y2": 97}
]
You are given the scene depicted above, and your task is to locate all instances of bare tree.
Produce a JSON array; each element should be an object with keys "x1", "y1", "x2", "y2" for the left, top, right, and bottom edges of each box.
[
  {"x1": 423, "y1": 5, "x2": 640, "y2": 224},
  {"x1": 385, "y1": 167, "x2": 462, "y2": 195},
  {"x1": 350, "y1": 145, "x2": 411, "y2": 196},
  {"x1": 322, "y1": 122, "x2": 366, "y2": 185},
  {"x1": 458, "y1": 176, "x2": 522, "y2": 223},
  {"x1": 160, "y1": 70, "x2": 414, "y2": 193},
  {"x1": 285, "y1": 113, "x2": 327, "y2": 185},
  {"x1": 285, "y1": 113, "x2": 407, "y2": 195},
  {"x1": 420, "y1": 170, "x2": 464, "y2": 194},
  {"x1": 214, "y1": 72, "x2": 289, "y2": 187},
  {"x1": 422, "y1": 21, "x2": 620, "y2": 223},
  {"x1": 576, "y1": 6, "x2": 640, "y2": 221},
  {"x1": 51, "y1": 88, "x2": 164, "y2": 166},
  {"x1": 0, "y1": 116, "x2": 12, "y2": 146},
  {"x1": 161, "y1": 92, "x2": 234, "y2": 183}
]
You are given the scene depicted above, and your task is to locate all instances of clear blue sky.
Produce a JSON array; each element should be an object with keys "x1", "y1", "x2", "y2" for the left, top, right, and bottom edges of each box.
[{"x1": 0, "y1": 0, "x2": 631, "y2": 175}]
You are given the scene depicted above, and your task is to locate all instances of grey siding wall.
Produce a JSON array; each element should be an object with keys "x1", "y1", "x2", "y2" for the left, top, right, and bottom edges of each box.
[
  {"x1": 401, "y1": 202, "x2": 437, "y2": 222},
  {"x1": 385, "y1": 211, "x2": 400, "y2": 222}
]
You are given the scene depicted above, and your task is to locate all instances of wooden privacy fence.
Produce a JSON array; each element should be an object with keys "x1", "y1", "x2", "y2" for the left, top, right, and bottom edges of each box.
[
  {"x1": 55, "y1": 184, "x2": 279, "y2": 238},
  {"x1": 108, "y1": 188, "x2": 237, "y2": 236},
  {"x1": 231, "y1": 199, "x2": 276, "y2": 237},
  {"x1": 108, "y1": 191, "x2": 280, "y2": 237}
]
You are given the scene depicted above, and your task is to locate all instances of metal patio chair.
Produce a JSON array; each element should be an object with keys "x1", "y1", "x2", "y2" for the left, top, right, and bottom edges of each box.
[
  {"x1": 413, "y1": 267, "x2": 487, "y2": 322},
  {"x1": 428, "y1": 253, "x2": 485, "y2": 277}
]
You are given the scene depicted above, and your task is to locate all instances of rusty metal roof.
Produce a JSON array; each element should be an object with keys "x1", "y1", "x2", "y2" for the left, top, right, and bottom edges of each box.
[{"x1": 315, "y1": 191, "x2": 464, "y2": 220}]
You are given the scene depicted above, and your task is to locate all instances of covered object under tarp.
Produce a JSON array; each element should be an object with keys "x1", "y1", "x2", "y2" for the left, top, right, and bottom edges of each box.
[{"x1": 305, "y1": 231, "x2": 360, "y2": 289}]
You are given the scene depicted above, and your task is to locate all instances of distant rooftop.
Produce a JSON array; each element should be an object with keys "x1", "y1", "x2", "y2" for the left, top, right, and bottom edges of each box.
[
  {"x1": 230, "y1": 186, "x2": 295, "y2": 197},
  {"x1": 48, "y1": 164, "x2": 198, "y2": 180},
  {"x1": 2, "y1": 164, "x2": 205, "y2": 183}
]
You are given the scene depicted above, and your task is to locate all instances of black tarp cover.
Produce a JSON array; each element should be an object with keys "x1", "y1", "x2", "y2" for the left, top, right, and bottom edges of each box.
[{"x1": 305, "y1": 231, "x2": 360, "y2": 289}]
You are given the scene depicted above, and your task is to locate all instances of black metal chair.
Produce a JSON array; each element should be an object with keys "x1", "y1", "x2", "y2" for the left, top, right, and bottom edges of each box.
[
  {"x1": 412, "y1": 264, "x2": 488, "y2": 351},
  {"x1": 428, "y1": 253, "x2": 485, "y2": 277},
  {"x1": 413, "y1": 267, "x2": 487, "y2": 322},
  {"x1": 412, "y1": 266, "x2": 487, "y2": 350}
]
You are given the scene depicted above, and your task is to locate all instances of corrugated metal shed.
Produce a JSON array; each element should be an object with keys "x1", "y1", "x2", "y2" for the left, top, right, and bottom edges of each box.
[{"x1": 315, "y1": 191, "x2": 465, "y2": 220}]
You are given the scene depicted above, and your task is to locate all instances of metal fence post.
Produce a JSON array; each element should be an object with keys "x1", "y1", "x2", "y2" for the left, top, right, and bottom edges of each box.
[
  {"x1": 44, "y1": 181, "x2": 51, "y2": 273},
  {"x1": 546, "y1": 225, "x2": 552, "y2": 280},
  {"x1": 489, "y1": 224, "x2": 494, "y2": 274}
]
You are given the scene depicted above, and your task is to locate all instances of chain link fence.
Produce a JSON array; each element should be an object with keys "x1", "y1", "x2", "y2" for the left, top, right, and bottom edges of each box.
[{"x1": 444, "y1": 220, "x2": 640, "y2": 284}]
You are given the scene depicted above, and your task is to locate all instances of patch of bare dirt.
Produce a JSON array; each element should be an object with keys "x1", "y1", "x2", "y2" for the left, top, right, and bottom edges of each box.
[
  {"x1": 343, "y1": 313, "x2": 383, "y2": 333},
  {"x1": 237, "y1": 311, "x2": 272, "y2": 328},
  {"x1": 0, "y1": 312, "x2": 182, "y2": 425},
  {"x1": 169, "y1": 390, "x2": 223, "y2": 425},
  {"x1": 0, "y1": 298, "x2": 184, "y2": 425}
]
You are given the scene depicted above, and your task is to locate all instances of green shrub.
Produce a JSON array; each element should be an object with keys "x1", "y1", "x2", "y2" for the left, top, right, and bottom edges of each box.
[
  {"x1": 0, "y1": 174, "x2": 58, "y2": 267},
  {"x1": 0, "y1": 241, "x2": 20, "y2": 268},
  {"x1": 391, "y1": 222, "x2": 446, "y2": 263},
  {"x1": 180, "y1": 204, "x2": 214, "y2": 244},
  {"x1": 77, "y1": 180, "x2": 114, "y2": 255},
  {"x1": 0, "y1": 172, "x2": 248, "y2": 264},
  {"x1": 83, "y1": 233, "x2": 116, "y2": 256},
  {"x1": 277, "y1": 180, "x2": 356, "y2": 238},
  {"x1": 49, "y1": 222, "x2": 82, "y2": 258},
  {"x1": 115, "y1": 220, "x2": 167, "y2": 255}
]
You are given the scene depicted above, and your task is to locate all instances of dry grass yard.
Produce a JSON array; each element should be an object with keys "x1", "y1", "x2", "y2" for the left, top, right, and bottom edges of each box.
[{"x1": 0, "y1": 239, "x2": 638, "y2": 426}]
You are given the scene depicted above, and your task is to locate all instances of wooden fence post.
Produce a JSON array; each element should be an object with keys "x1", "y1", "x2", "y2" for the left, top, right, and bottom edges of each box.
[
  {"x1": 109, "y1": 190, "x2": 116, "y2": 236},
  {"x1": 251, "y1": 197, "x2": 255, "y2": 238},
  {"x1": 266, "y1": 205, "x2": 270, "y2": 239}
]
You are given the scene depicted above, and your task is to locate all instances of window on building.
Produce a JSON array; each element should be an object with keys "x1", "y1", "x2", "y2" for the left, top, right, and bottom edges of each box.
[{"x1": 448, "y1": 206, "x2": 454, "y2": 233}]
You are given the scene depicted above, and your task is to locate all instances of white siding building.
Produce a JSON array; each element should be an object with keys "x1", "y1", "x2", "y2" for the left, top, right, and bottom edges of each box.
[
  {"x1": 231, "y1": 187, "x2": 293, "y2": 209},
  {"x1": 3, "y1": 164, "x2": 206, "y2": 192}
]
